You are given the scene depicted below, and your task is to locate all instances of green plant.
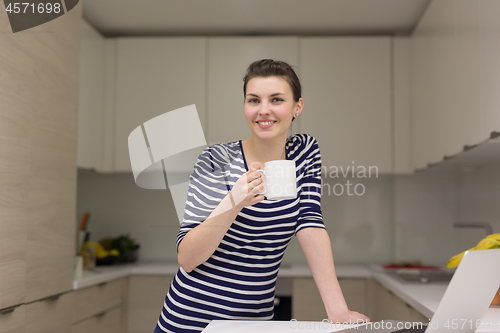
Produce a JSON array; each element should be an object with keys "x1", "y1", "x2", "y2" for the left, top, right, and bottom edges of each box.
[{"x1": 112, "y1": 234, "x2": 140, "y2": 255}]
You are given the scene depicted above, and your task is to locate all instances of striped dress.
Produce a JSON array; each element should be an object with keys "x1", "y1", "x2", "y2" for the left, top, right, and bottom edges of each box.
[{"x1": 154, "y1": 134, "x2": 325, "y2": 333}]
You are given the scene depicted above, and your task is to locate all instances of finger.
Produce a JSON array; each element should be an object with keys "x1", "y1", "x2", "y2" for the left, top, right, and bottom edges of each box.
[
  {"x1": 248, "y1": 177, "x2": 262, "y2": 186},
  {"x1": 247, "y1": 171, "x2": 263, "y2": 182},
  {"x1": 249, "y1": 184, "x2": 264, "y2": 196}
]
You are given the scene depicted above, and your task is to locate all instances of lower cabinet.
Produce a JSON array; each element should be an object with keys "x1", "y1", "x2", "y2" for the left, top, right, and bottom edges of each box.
[
  {"x1": 25, "y1": 292, "x2": 75, "y2": 333},
  {"x1": 72, "y1": 278, "x2": 128, "y2": 333},
  {"x1": 292, "y1": 278, "x2": 368, "y2": 321},
  {"x1": 127, "y1": 275, "x2": 175, "y2": 333},
  {"x1": 370, "y1": 280, "x2": 429, "y2": 323},
  {"x1": 72, "y1": 306, "x2": 122, "y2": 333},
  {"x1": 0, "y1": 304, "x2": 25, "y2": 333}
]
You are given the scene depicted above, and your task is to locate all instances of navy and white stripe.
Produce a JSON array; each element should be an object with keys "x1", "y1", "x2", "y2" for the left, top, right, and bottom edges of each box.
[{"x1": 155, "y1": 134, "x2": 325, "y2": 333}]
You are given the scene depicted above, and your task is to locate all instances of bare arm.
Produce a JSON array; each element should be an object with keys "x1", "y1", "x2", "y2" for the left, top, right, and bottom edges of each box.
[
  {"x1": 178, "y1": 167, "x2": 265, "y2": 272},
  {"x1": 296, "y1": 227, "x2": 370, "y2": 324}
]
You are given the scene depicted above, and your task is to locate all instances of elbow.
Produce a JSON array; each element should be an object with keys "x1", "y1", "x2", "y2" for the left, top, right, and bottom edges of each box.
[{"x1": 177, "y1": 253, "x2": 194, "y2": 273}]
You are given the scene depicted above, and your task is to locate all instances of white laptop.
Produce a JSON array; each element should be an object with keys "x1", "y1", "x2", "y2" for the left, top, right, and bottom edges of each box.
[{"x1": 336, "y1": 248, "x2": 500, "y2": 333}]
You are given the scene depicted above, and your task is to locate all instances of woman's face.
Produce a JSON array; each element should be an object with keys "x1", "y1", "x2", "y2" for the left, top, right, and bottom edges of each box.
[{"x1": 244, "y1": 76, "x2": 303, "y2": 141}]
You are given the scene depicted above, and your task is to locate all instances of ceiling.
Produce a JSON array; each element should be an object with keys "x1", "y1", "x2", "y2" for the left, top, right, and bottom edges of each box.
[{"x1": 82, "y1": 0, "x2": 432, "y2": 37}]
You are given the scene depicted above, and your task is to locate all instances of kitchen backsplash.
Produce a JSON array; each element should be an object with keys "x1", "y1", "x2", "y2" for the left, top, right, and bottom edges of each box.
[{"x1": 77, "y1": 166, "x2": 500, "y2": 266}]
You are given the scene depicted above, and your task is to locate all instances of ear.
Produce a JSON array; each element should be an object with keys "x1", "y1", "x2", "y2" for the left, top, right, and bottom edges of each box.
[{"x1": 294, "y1": 98, "x2": 304, "y2": 117}]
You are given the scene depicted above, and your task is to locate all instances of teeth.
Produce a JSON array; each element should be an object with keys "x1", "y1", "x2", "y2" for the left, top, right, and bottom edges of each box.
[{"x1": 259, "y1": 121, "x2": 274, "y2": 125}]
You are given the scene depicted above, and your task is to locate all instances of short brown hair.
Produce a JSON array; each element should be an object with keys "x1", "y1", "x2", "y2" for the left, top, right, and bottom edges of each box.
[{"x1": 243, "y1": 59, "x2": 302, "y2": 103}]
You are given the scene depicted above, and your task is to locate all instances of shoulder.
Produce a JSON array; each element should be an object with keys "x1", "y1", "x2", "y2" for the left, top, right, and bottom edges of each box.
[
  {"x1": 195, "y1": 141, "x2": 240, "y2": 169},
  {"x1": 287, "y1": 134, "x2": 320, "y2": 152}
]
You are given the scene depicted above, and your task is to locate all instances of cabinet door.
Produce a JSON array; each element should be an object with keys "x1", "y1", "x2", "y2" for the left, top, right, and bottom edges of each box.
[
  {"x1": 127, "y1": 275, "x2": 174, "y2": 333},
  {"x1": 24, "y1": 3, "x2": 81, "y2": 303},
  {"x1": 0, "y1": 305, "x2": 25, "y2": 333},
  {"x1": 0, "y1": 0, "x2": 31, "y2": 310},
  {"x1": 25, "y1": 292, "x2": 74, "y2": 333},
  {"x1": 292, "y1": 278, "x2": 367, "y2": 321},
  {"x1": 371, "y1": 280, "x2": 428, "y2": 323},
  {"x1": 300, "y1": 37, "x2": 392, "y2": 173},
  {"x1": 73, "y1": 278, "x2": 127, "y2": 323},
  {"x1": 207, "y1": 37, "x2": 299, "y2": 144},
  {"x1": 455, "y1": 0, "x2": 483, "y2": 148},
  {"x1": 114, "y1": 38, "x2": 207, "y2": 172},
  {"x1": 480, "y1": 0, "x2": 500, "y2": 139},
  {"x1": 72, "y1": 306, "x2": 122, "y2": 333},
  {"x1": 292, "y1": 278, "x2": 326, "y2": 321},
  {"x1": 78, "y1": 20, "x2": 106, "y2": 170}
]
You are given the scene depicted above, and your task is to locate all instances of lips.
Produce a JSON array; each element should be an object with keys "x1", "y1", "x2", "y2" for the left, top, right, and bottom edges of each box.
[{"x1": 256, "y1": 120, "x2": 276, "y2": 129}]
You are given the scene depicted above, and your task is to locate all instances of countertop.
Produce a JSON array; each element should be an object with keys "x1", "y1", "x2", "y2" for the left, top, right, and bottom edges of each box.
[
  {"x1": 74, "y1": 261, "x2": 499, "y2": 332},
  {"x1": 73, "y1": 261, "x2": 371, "y2": 290}
]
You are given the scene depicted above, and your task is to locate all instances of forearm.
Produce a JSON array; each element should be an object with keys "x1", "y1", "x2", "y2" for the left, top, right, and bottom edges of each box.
[
  {"x1": 178, "y1": 193, "x2": 242, "y2": 272},
  {"x1": 296, "y1": 228, "x2": 349, "y2": 317}
]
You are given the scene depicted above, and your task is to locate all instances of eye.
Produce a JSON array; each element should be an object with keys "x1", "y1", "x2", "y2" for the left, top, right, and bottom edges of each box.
[
  {"x1": 247, "y1": 98, "x2": 259, "y2": 103},
  {"x1": 272, "y1": 98, "x2": 283, "y2": 102}
]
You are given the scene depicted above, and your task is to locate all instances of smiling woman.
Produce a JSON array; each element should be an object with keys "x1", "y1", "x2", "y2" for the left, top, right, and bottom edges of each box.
[{"x1": 152, "y1": 59, "x2": 369, "y2": 333}]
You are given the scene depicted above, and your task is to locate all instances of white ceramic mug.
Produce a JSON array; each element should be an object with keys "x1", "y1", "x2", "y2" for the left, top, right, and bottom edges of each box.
[{"x1": 257, "y1": 160, "x2": 297, "y2": 200}]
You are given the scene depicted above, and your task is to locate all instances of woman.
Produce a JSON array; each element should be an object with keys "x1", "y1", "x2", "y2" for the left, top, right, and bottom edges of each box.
[{"x1": 154, "y1": 59, "x2": 369, "y2": 333}]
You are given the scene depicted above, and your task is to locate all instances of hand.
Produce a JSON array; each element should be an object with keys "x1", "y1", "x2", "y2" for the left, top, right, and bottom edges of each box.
[
  {"x1": 230, "y1": 166, "x2": 266, "y2": 208},
  {"x1": 328, "y1": 309, "x2": 370, "y2": 326}
]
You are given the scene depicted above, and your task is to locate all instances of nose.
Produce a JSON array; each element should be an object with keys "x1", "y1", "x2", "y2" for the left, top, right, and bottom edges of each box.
[{"x1": 258, "y1": 101, "x2": 272, "y2": 116}]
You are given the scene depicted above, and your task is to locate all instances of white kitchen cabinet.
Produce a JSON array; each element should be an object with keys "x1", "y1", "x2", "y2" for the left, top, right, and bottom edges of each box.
[
  {"x1": 455, "y1": 0, "x2": 483, "y2": 148},
  {"x1": 114, "y1": 37, "x2": 207, "y2": 172},
  {"x1": 72, "y1": 278, "x2": 127, "y2": 333},
  {"x1": 292, "y1": 278, "x2": 367, "y2": 321},
  {"x1": 479, "y1": 0, "x2": 500, "y2": 140},
  {"x1": 77, "y1": 21, "x2": 116, "y2": 172},
  {"x1": 78, "y1": 20, "x2": 107, "y2": 171},
  {"x1": 411, "y1": 0, "x2": 499, "y2": 171},
  {"x1": 207, "y1": 37, "x2": 299, "y2": 144},
  {"x1": 371, "y1": 280, "x2": 428, "y2": 323},
  {"x1": 73, "y1": 278, "x2": 127, "y2": 324},
  {"x1": 127, "y1": 275, "x2": 174, "y2": 333},
  {"x1": 393, "y1": 37, "x2": 412, "y2": 174},
  {"x1": 412, "y1": 0, "x2": 462, "y2": 169},
  {"x1": 72, "y1": 306, "x2": 123, "y2": 333},
  {"x1": 299, "y1": 37, "x2": 392, "y2": 173}
]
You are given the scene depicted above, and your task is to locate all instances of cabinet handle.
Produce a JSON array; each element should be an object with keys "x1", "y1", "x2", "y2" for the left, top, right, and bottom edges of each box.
[
  {"x1": 97, "y1": 282, "x2": 108, "y2": 287},
  {"x1": 405, "y1": 302, "x2": 412, "y2": 309},
  {"x1": 0, "y1": 307, "x2": 15, "y2": 315},
  {"x1": 96, "y1": 311, "x2": 106, "y2": 318},
  {"x1": 45, "y1": 294, "x2": 60, "y2": 302}
]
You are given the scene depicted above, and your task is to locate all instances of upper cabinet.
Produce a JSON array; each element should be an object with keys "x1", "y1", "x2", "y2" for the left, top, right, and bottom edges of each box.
[
  {"x1": 78, "y1": 20, "x2": 106, "y2": 171},
  {"x1": 479, "y1": 0, "x2": 500, "y2": 140},
  {"x1": 299, "y1": 37, "x2": 392, "y2": 173},
  {"x1": 78, "y1": 20, "x2": 115, "y2": 172},
  {"x1": 114, "y1": 37, "x2": 207, "y2": 172},
  {"x1": 207, "y1": 37, "x2": 299, "y2": 145},
  {"x1": 411, "y1": 0, "x2": 500, "y2": 171},
  {"x1": 79, "y1": 30, "x2": 402, "y2": 174}
]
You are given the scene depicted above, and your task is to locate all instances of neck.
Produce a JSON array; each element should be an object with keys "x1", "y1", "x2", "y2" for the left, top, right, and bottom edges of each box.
[{"x1": 245, "y1": 133, "x2": 288, "y2": 162}]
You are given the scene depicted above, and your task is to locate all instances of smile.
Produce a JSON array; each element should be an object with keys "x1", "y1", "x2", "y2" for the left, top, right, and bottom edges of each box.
[{"x1": 256, "y1": 121, "x2": 277, "y2": 129}]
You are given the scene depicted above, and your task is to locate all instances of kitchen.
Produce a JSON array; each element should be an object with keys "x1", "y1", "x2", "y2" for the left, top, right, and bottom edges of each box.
[{"x1": 1, "y1": 0, "x2": 500, "y2": 332}]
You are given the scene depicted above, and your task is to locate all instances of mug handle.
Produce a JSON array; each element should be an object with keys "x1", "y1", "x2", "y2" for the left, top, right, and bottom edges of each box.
[{"x1": 256, "y1": 169, "x2": 266, "y2": 195}]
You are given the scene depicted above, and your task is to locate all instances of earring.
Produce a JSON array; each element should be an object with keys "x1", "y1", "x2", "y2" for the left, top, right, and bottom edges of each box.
[{"x1": 294, "y1": 113, "x2": 299, "y2": 118}]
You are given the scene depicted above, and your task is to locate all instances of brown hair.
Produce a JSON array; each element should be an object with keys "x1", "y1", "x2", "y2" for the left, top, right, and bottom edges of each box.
[{"x1": 243, "y1": 59, "x2": 302, "y2": 103}]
